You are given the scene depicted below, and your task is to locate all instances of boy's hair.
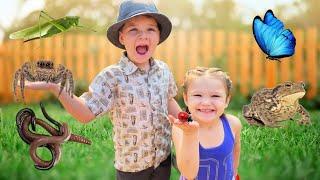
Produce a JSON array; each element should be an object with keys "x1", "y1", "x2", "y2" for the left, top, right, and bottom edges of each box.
[{"x1": 182, "y1": 67, "x2": 232, "y2": 97}]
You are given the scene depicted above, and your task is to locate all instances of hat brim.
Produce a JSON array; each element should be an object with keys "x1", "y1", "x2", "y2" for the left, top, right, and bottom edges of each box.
[{"x1": 107, "y1": 12, "x2": 172, "y2": 49}]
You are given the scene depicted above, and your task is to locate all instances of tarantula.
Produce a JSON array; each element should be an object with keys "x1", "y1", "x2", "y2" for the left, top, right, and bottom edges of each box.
[{"x1": 13, "y1": 60, "x2": 74, "y2": 102}]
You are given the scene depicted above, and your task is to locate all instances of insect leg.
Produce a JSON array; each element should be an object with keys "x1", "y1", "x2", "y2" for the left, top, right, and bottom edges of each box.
[{"x1": 40, "y1": 11, "x2": 67, "y2": 32}]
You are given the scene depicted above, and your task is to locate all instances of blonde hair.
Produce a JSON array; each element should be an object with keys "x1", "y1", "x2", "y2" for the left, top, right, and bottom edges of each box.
[{"x1": 182, "y1": 67, "x2": 232, "y2": 97}]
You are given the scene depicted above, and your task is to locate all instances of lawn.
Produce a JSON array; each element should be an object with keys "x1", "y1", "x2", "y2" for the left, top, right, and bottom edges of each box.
[{"x1": 0, "y1": 103, "x2": 319, "y2": 180}]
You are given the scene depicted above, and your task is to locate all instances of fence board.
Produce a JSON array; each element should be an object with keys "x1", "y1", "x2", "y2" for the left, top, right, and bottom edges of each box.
[
  {"x1": 0, "y1": 45, "x2": 6, "y2": 102},
  {"x1": 76, "y1": 34, "x2": 85, "y2": 80},
  {"x1": 239, "y1": 33, "x2": 250, "y2": 95},
  {"x1": 0, "y1": 28, "x2": 319, "y2": 104},
  {"x1": 54, "y1": 36, "x2": 63, "y2": 65},
  {"x1": 213, "y1": 30, "x2": 225, "y2": 58},
  {"x1": 227, "y1": 32, "x2": 237, "y2": 87},
  {"x1": 44, "y1": 38, "x2": 52, "y2": 59},
  {"x1": 64, "y1": 35, "x2": 74, "y2": 73},
  {"x1": 87, "y1": 35, "x2": 97, "y2": 82},
  {"x1": 98, "y1": 36, "x2": 107, "y2": 72},
  {"x1": 177, "y1": 30, "x2": 187, "y2": 85},
  {"x1": 305, "y1": 28, "x2": 317, "y2": 98},
  {"x1": 279, "y1": 57, "x2": 291, "y2": 82},
  {"x1": 164, "y1": 33, "x2": 174, "y2": 70},
  {"x1": 265, "y1": 60, "x2": 277, "y2": 88},
  {"x1": 252, "y1": 43, "x2": 263, "y2": 90},
  {"x1": 189, "y1": 30, "x2": 199, "y2": 68},
  {"x1": 293, "y1": 30, "x2": 304, "y2": 82},
  {"x1": 201, "y1": 30, "x2": 212, "y2": 67}
]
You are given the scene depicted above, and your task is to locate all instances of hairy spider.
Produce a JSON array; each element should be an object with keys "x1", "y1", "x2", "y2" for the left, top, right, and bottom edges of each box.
[{"x1": 13, "y1": 60, "x2": 74, "y2": 102}]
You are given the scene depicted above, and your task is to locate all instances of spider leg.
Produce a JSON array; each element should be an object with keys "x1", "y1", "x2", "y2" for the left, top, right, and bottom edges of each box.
[
  {"x1": 67, "y1": 70, "x2": 74, "y2": 98},
  {"x1": 20, "y1": 71, "x2": 26, "y2": 103},
  {"x1": 59, "y1": 72, "x2": 67, "y2": 97},
  {"x1": 13, "y1": 69, "x2": 21, "y2": 101}
]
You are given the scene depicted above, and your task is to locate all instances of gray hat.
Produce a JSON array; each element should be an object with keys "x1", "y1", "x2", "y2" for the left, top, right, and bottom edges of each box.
[{"x1": 107, "y1": 0, "x2": 172, "y2": 49}]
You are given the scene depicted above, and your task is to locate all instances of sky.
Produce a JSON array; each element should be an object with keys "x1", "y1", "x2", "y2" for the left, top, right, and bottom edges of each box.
[{"x1": 0, "y1": 0, "x2": 295, "y2": 43}]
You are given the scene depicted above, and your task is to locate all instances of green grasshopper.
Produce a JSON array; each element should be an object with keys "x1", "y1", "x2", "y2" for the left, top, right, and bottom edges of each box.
[{"x1": 9, "y1": 11, "x2": 95, "y2": 42}]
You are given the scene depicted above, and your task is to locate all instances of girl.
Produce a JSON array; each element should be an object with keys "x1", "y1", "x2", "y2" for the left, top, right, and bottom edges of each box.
[{"x1": 169, "y1": 67, "x2": 242, "y2": 180}]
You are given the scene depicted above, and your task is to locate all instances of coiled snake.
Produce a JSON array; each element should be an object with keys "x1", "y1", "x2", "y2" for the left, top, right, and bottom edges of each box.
[{"x1": 16, "y1": 102, "x2": 91, "y2": 170}]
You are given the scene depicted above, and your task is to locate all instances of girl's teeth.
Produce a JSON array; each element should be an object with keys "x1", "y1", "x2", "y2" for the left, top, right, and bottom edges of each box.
[{"x1": 199, "y1": 109, "x2": 212, "y2": 112}]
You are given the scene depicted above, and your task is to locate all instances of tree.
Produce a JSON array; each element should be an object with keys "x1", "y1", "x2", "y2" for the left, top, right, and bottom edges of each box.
[
  {"x1": 157, "y1": 0, "x2": 196, "y2": 29},
  {"x1": 199, "y1": 0, "x2": 245, "y2": 29}
]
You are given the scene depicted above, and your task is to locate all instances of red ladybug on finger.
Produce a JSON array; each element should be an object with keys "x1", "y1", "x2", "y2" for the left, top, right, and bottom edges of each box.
[{"x1": 178, "y1": 112, "x2": 193, "y2": 122}]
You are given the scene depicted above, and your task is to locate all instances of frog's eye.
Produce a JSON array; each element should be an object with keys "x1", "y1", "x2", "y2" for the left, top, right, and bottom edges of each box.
[{"x1": 285, "y1": 83, "x2": 291, "y2": 87}]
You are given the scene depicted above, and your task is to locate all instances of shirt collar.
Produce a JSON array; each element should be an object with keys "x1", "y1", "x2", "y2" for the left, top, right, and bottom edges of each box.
[{"x1": 119, "y1": 52, "x2": 160, "y2": 75}]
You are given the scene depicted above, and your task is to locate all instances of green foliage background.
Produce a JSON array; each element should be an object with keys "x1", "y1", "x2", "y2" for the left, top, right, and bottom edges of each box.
[{"x1": 0, "y1": 102, "x2": 319, "y2": 180}]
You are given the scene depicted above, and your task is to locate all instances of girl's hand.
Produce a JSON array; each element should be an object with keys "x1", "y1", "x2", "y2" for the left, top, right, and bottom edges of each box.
[{"x1": 168, "y1": 114, "x2": 199, "y2": 135}]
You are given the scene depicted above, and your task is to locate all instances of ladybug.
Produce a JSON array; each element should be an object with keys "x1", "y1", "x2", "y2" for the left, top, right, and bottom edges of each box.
[{"x1": 178, "y1": 112, "x2": 193, "y2": 122}]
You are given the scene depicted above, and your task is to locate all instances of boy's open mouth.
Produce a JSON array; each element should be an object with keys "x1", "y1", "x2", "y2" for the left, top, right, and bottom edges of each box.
[{"x1": 136, "y1": 45, "x2": 149, "y2": 55}]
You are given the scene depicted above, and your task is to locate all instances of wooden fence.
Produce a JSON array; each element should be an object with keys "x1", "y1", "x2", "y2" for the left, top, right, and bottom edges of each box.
[{"x1": 0, "y1": 28, "x2": 319, "y2": 104}]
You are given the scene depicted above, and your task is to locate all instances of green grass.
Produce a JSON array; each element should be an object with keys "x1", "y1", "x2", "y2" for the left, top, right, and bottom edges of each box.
[{"x1": 0, "y1": 103, "x2": 319, "y2": 180}]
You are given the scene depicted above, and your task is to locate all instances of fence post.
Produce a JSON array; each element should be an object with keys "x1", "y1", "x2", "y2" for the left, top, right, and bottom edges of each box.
[
  {"x1": 201, "y1": 30, "x2": 213, "y2": 67},
  {"x1": 305, "y1": 27, "x2": 317, "y2": 98},
  {"x1": 227, "y1": 31, "x2": 238, "y2": 88},
  {"x1": 213, "y1": 30, "x2": 225, "y2": 59},
  {"x1": 0, "y1": 44, "x2": 6, "y2": 103},
  {"x1": 251, "y1": 42, "x2": 263, "y2": 90},
  {"x1": 189, "y1": 30, "x2": 199, "y2": 68},
  {"x1": 239, "y1": 33, "x2": 250, "y2": 96},
  {"x1": 293, "y1": 29, "x2": 304, "y2": 84},
  {"x1": 177, "y1": 30, "x2": 187, "y2": 85}
]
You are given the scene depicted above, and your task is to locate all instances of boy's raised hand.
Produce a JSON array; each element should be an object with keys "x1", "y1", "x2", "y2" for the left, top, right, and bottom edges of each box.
[{"x1": 168, "y1": 114, "x2": 199, "y2": 134}]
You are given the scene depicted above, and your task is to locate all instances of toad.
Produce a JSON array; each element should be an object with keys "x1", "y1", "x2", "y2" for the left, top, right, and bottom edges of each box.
[{"x1": 242, "y1": 81, "x2": 311, "y2": 127}]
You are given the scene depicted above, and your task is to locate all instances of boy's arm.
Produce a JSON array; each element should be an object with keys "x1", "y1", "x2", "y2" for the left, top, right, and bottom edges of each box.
[
  {"x1": 25, "y1": 81, "x2": 95, "y2": 123},
  {"x1": 169, "y1": 115, "x2": 200, "y2": 179},
  {"x1": 168, "y1": 98, "x2": 182, "y2": 118}
]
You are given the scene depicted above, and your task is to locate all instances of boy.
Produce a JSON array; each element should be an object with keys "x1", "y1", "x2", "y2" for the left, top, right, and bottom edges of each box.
[{"x1": 25, "y1": 0, "x2": 181, "y2": 179}]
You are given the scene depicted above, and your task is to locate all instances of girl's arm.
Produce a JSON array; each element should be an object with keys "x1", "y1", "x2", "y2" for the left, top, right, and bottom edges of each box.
[
  {"x1": 25, "y1": 81, "x2": 95, "y2": 123},
  {"x1": 226, "y1": 114, "x2": 242, "y2": 176},
  {"x1": 169, "y1": 115, "x2": 200, "y2": 179}
]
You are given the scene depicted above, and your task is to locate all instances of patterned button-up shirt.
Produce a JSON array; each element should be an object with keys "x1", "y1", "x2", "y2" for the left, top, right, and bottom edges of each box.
[{"x1": 80, "y1": 53, "x2": 177, "y2": 172}]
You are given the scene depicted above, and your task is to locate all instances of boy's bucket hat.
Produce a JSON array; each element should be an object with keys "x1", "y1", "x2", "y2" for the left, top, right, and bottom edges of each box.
[{"x1": 107, "y1": 0, "x2": 172, "y2": 49}]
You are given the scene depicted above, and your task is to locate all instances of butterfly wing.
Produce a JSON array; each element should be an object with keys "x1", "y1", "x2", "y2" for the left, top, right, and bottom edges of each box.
[
  {"x1": 252, "y1": 9, "x2": 296, "y2": 60},
  {"x1": 268, "y1": 29, "x2": 296, "y2": 58},
  {"x1": 263, "y1": 10, "x2": 284, "y2": 31},
  {"x1": 252, "y1": 16, "x2": 278, "y2": 55}
]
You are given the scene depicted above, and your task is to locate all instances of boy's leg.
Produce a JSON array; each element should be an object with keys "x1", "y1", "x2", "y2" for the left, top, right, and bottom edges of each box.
[
  {"x1": 116, "y1": 167, "x2": 153, "y2": 180},
  {"x1": 116, "y1": 154, "x2": 171, "y2": 180},
  {"x1": 151, "y1": 154, "x2": 171, "y2": 180}
]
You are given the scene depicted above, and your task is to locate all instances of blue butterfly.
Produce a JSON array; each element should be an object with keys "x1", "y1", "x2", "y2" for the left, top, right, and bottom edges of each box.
[{"x1": 253, "y1": 9, "x2": 296, "y2": 61}]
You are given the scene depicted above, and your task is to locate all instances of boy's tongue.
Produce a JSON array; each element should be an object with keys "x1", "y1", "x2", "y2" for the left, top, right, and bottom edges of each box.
[{"x1": 136, "y1": 45, "x2": 148, "y2": 55}]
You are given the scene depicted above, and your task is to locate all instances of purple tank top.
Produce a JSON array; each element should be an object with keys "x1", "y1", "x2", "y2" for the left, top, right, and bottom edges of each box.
[{"x1": 180, "y1": 115, "x2": 235, "y2": 180}]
